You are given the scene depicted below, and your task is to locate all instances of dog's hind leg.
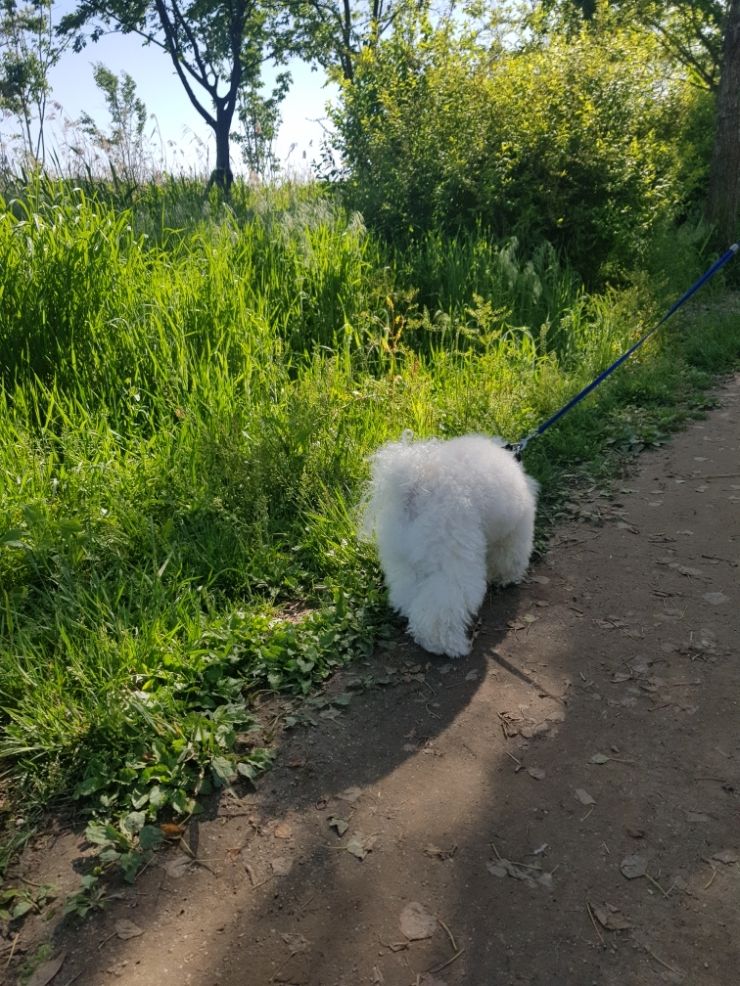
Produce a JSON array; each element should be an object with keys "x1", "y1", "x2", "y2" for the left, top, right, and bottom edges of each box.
[
  {"x1": 403, "y1": 534, "x2": 488, "y2": 658},
  {"x1": 486, "y1": 510, "x2": 535, "y2": 586}
]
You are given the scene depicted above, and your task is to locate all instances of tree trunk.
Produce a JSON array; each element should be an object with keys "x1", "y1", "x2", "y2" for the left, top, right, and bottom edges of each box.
[
  {"x1": 706, "y1": 0, "x2": 740, "y2": 245},
  {"x1": 209, "y1": 107, "x2": 234, "y2": 191}
]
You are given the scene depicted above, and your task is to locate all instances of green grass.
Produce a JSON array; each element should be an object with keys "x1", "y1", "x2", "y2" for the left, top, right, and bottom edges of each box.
[{"x1": 1, "y1": 176, "x2": 739, "y2": 877}]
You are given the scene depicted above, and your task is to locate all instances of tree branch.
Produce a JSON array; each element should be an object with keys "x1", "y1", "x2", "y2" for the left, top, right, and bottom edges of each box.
[
  {"x1": 152, "y1": 0, "x2": 217, "y2": 128},
  {"x1": 169, "y1": 0, "x2": 217, "y2": 92}
]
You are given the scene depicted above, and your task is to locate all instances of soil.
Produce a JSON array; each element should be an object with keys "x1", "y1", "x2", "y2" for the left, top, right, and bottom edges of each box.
[{"x1": 3, "y1": 375, "x2": 739, "y2": 986}]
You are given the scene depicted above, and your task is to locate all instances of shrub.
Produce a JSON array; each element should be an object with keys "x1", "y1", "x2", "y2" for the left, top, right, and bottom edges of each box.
[{"x1": 328, "y1": 12, "x2": 712, "y2": 281}]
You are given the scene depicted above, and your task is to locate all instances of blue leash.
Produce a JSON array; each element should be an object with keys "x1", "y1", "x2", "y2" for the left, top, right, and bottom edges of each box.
[{"x1": 505, "y1": 242, "x2": 739, "y2": 459}]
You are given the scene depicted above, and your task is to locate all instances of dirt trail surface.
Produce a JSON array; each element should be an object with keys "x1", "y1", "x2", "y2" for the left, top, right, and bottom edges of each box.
[{"x1": 6, "y1": 375, "x2": 740, "y2": 986}]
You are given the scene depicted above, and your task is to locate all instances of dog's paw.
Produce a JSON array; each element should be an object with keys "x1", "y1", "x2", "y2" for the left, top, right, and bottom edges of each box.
[
  {"x1": 412, "y1": 627, "x2": 471, "y2": 659},
  {"x1": 444, "y1": 636, "x2": 472, "y2": 659}
]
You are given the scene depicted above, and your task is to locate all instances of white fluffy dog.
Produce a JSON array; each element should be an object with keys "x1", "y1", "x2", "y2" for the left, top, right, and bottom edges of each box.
[{"x1": 361, "y1": 433, "x2": 538, "y2": 658}]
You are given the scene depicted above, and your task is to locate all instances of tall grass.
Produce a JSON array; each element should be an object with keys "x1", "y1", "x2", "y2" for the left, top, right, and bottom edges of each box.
[{"x1": 1, "y1": 177, "x2": 738, "y2": 864}]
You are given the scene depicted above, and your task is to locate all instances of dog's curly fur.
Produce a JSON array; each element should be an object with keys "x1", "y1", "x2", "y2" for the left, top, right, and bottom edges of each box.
[{"x1": 361, "y1": 433, "x2": 538, "y2": 658}]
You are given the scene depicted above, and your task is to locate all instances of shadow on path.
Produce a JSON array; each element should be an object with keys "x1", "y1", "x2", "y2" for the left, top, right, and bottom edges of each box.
[{"x1": 8, "y1": 377, "x2": 740, "y2": 986}]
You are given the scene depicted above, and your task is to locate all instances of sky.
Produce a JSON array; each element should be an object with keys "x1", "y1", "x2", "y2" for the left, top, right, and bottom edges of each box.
[{"x1": 1, "y1": 1, "x2": 337, "y2": 176}]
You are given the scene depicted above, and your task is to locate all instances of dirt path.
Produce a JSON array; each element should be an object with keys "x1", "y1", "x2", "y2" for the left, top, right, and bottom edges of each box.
[{"x1": 6, "y1": 375, "x2": 740, "y2": 986}]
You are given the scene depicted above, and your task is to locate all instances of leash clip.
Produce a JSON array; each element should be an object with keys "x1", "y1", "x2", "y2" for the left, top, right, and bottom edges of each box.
[{"x1": 503, "y1": 436, "x2": 530, "y2": 461}]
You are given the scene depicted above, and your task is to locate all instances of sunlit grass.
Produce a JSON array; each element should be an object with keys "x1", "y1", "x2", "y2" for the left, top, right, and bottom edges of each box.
[{"x1": 1, "y1": 176, "x2": 738, "y2": 864}]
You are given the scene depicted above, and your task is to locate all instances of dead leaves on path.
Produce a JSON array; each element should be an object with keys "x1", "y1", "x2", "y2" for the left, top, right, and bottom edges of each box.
[
  {"x1": 423, "y1": 844, "x2": 458, "y2": 861},
  {"x1": 324, "y1": 806, "x2": 378, "y2": 860},
  {"x1": 589, "y1": 902, "x2": 633, "y2": 932},
  {"x1": 344, "y1": 832, "x2": 378, "y2": 861},
  {"x1": 26, "y1": 952, "x2": 66, "y2": 986},
  {"x1": 399, "y1": 902, "x2": 437, "y2": 941},
  {"x1": 392, "y1": 901, "x2": 464, "y2": 980},
  {"x1": 487, "y1": 842, "x2": 555, "y2": 890},
  {"x1": 114, "y1": 918, "x2": 144, "y2": 941},
  {"x1": 620, "y1": 854, "x2": 649, "y2": 880},
  {"x1": 328, "y1": 815, "x2": 349, "y2": 836}
]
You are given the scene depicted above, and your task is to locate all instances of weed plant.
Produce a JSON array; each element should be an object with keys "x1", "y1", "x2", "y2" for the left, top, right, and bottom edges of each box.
[{"x1": 1, "y1": 177, "x2": 738, "y2": 876}]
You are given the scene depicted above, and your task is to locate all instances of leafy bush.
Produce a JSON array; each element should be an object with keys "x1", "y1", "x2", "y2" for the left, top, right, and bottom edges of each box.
[{"x1": 329, "y1": 12, "x2": 712, "y2": 281}]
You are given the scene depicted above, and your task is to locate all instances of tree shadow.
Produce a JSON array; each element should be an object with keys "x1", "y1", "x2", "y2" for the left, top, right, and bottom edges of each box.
[
  {"x1": 14, "y1": 465, "x2": 740, "y2": 986},
  {"x1": 9, "y1": 586, "x2": 523, "y2": 985}
]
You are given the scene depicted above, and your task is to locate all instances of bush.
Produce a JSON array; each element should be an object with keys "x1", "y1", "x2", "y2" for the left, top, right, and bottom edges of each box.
[{"x1": 328, "y1": 11, "x2": 712, "y2": 281}]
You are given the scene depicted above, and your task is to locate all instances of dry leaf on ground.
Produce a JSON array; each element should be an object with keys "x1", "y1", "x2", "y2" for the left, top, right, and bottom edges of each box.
[
  {"x1": 271, "y1": 856, "x2": 293, "y2": 876},
  {"x1": 336, "y1": 786, "x2": 363, "y2": 803},
  {"x1": 712, "y1": 850, "x2": 739, "y2": 864},
  {"x1": 575, "y1": 788, "x2": 596, "y2": 806},
  {"x1": 703, "y1": 592, "x2": 729, "y2": 605},
  {"x1": 345, "y1": 832, "x2": 377, "y2": 860},
  {"x1": 591, "y1": 903, "x2": 633, "y2": 930},
  {"x1": 328, "y1": 816, "x2": 349, "y2": 836},
  {"x1": 115, "y1": 919, "x2": 144, "y2": 941},
  {"x1": 424, "y1": 844, "x2": 457, "y2": 860},
  {"x1": 281, "y1": 932, "x2": 310, "y2": 954},
  {"x1": 620, "y1": 854, "x2": 648, "y2": 879},
  {"x1": 164, "y1": 855, "x2": 193, "y2": 879},
  {"x1": 27, "y1": 952, "x2": 66, "y2": 986},
  {"x1": 400, "y1": 901, "x2": 437, "y2": 940}
]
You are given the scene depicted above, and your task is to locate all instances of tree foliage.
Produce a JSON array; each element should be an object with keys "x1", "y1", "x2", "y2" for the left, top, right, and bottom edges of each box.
[
  {"x1": 234, "y1": 69, "x2": 290, "y2": 179},
  {"x1": 59, "y1": 1, "x2": 289, "y2": 187},
  {"x1": 537, "y1": 0, "x2": 725, "y2": 90},
  {"x1": 289, "y1": 0, "x2": 415, "y2": 81},
  {"x1": 329, "y1": 10, "x2": 712, "y2": 280},
  {"x1": 0, "y1": 0, "x2": 67, "y2": 163},
  {"x1": 78, "y1": 64, "x2": 149, "y2": 183}
]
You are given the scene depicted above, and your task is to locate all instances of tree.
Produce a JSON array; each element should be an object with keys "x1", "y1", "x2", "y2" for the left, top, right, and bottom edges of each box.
[
  {"x1": 291, "y1": 0, "x2": 414, "y2": 82},
  {"x1": 706, "y1": 0, "x2": 740, "y2": 243},
  {"x1": 78, "y1": 64, "x2": 149, "y2": 182},
  {"x1": 60, "y1": 1, "x2": 288, "y2": 189},
  {"x1": 0, "y1": 0, "x2": 68, "y2": 164},
  {"x1": 537, "y1": 1, "x2": 725, "y2": 90},
  {"x1": 234, "y1": 69, "x2": 290, "y2": 179}
]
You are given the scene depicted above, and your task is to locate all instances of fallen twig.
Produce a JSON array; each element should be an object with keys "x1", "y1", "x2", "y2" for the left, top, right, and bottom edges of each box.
[
  {"x1": 244, "y1": 862, "x2": 272, "y2": 889},
  {"x1": 3, "y1": 933, "x2": 20, "y2": 969},
  {"x1": 645, "y1": 872, "x2": 670, "y2": 898},
  {"x1": 702, "y1": 859, "x2": 718, "y2": 891},
  {"x1": 438, "y1": 918, "x2": 457, "y2": 954},
  {"x1": 585, "y1": 902, "x2": 605, "y2": 946},
  {"x1": 428, "y1": 947, "x2": 465, "y2": 974},
  {"x1": 178, "y1": 836, "x2": 219, "y2": 876},
  {"x1": 642, "y1": 943, "x2": 683, "y2": 976}
]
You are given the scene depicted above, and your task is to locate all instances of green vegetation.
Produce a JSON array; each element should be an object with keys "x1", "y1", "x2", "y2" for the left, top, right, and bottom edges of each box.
[
  {"x1": 329, "y1": 12, "x2": 712, "y2": 280},
  {"x1": 2, "y1": 178, "x2": 738, "y2": 875},
  {"x1": 2, "y1": 3, "x2": 740, "y2": 891}
]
